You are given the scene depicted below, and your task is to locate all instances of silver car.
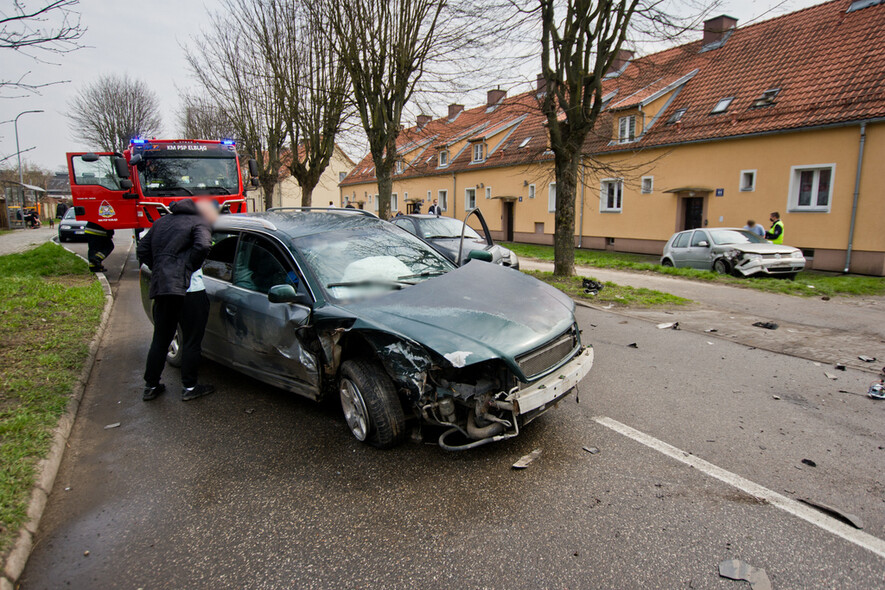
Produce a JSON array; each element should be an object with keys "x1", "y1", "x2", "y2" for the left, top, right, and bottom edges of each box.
[{"x1": 661, "y1": 228, "x2": 806, "y2": 278}]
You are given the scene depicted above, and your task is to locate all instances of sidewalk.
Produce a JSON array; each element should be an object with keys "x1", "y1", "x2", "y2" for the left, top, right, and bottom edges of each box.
[
  {"x1": 0, "y1": 228, "x2": 55, "y2": 255},
  {"x1": 522, "y1": 258, "x2": 885, "y2": 372}
]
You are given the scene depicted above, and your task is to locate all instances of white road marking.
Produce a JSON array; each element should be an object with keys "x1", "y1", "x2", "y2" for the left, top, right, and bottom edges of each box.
[{"x1": 594, "y1": 415, "x2": 885, "y2": 560}]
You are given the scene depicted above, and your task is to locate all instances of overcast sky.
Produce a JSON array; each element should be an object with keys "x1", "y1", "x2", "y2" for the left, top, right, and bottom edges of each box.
[{"x1": 1, "y1": 0, "x2": 822, "y2": 172}]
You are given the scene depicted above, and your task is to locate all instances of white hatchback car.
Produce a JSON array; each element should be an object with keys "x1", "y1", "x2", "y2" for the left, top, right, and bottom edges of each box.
[{"x1": 661, "y1": 228, "x2": 806, "y2": 278}]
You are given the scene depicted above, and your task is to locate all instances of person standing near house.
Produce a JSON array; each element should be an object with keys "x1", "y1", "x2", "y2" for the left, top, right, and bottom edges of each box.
[
  {"x1": 84, "y1": 222, "x2": 114, "y2": 273},
  {"x1": 765, "y1": 212, "x2": 785, "y2": 244},
  {"x1": 137, "y1": 199, "x2": 215, "y2": 402},
  {"x1": 744, "y1": 220, "x2": 765, "y2": 237},
  {"x1": 427, "y1": 199, "x2": 441, "y2": 216}
]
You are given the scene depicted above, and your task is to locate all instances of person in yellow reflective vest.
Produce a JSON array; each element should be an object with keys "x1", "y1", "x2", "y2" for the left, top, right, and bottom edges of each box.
[{"x1": 765, "y1": 211, "x2": 785, "y2": 245}]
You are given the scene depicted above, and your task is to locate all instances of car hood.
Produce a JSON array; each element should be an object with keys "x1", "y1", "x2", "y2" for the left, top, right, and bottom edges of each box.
[
  {"x1": 341, "y1": 262, "x2": 575, "y2": 368},
  {"x1": 717, "y1": 243, "x2": 799, "y2": 254}
]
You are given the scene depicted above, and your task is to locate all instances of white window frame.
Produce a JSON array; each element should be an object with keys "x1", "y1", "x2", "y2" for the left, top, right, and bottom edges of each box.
[
  {"x1": 438, "y1": 189, "x2": 448, "y2": 211},
  {"x1": 374, "y1": 194, "x2": 379, "y2": 211},
  {"x1": 548, "y1": 183, "x2": 556, "y2": 213},
  {"x1": 519, "y1": 136, "x2": 532, "y2": 148},
  {"x1": 391, "y1": 192, "x2": 398, "y2": 211},
  {"x1": 528, "y1": 183, "x2": 536, "y2": 199},
  {"x1": 465, "y1": 187, "x2": 476, "y2": 210},
  {"x1": 485, "y1": 186, "x2": 491, "y2": 200},
  {"x1": 427, "y1": 190, "x2": 432, "y2": 203},
  {"x1": 788, "y1": 164, "x2": 835, "y2": 212},
  {"x1": 472, "y1": 143, "x2": 485, "y2": 163},
  {"x1": 640, "y1": 176, "x2": 654, "y2": 194},
  {"x1": 600, "y1": 178, "x2": 624, "y2": 213},
  {"x1": 618, "y1": 115, "x2": 636, "y2": 144},
  {"x1": 395, "y1": 160, "x2": 404, "y2": 174},
  {"x1": 711, "y1": 97, "x2": 734, "y2": 114},
  {"x1": 740, "y1": 169, "x2": 757, "y2": 192},
  {"x1": 439, "y1": 150, "x2": 449, "y2": 167}
]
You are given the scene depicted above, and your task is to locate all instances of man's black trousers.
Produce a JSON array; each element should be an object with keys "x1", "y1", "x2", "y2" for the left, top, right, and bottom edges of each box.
[{"x1": 144, "y1": 291, "x2": 210, "y2": 389}]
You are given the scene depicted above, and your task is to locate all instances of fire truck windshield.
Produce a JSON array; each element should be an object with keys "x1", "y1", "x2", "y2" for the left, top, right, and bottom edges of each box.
[{"x1": 139, "y1": 156, "x2": 239, "y2": 196}]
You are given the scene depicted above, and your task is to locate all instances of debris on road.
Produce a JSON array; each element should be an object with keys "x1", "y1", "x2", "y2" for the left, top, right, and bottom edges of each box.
[
  {"x1": 772, "y1": 395, "x2": 781, "y2": 400},
  {"x1": 103, "y1": 422, "x2": 120, "y2": 430},
  {"x1": 868, "y1": 382, "x2": 885, "y2": 400},
  {"x1": 582, "y1": 278, "x2": 604, "y2": 295},
  {"x1": 752, "y1": 321, "x2": 779, "y2": 330},
  {"x1": 83, "y1": 550, "x2": 90, "y2": 557},
  {"x1": 821, "y1": 295, "x2": 830, "y2": 301},
  {"x1": 245, "y1": 408, "x2": 255, "y2": 414},
  {"x1": 718, "y1": 559, "x2": 772, "y2": 590},
  {"x1": 797, "y1": 498, "x2": 864, "y2": 530},
  {"x1": 512, "y1": 448, "x2": 542, "y2": 469},
  {"x1": 656, "y1": 322, "x2": 679, "y2": 330},
  {"x1": 835, "y1": 364, "x2": 846, "y2": 371},
  {"x1": 801, "y1": 458, "x2": 817, "y2": 467},
  {"x1": 705, "y1": 328, "x2": 718, "y2": 333},
  {"x1": 627, "y1": 342, "x2": 638, "y2": 348},
  {"x1": 582, "y1": 446, "x2": 600, "y2": 454},
  {"x1": 824, "y1": 372, "x2": 839, "y2": 380},
  {"x1": 858, "y1": 355, "x2": 876, "y2": 363}
]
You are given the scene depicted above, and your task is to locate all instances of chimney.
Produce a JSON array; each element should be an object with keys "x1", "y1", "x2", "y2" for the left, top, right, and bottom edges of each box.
[
  {"x1": 536, "y1": 73, "x2": 547, "y2": 93},
  {"x1": 607, "y1": 49, "x2": 634, "y2": 76},
  {"x1": 703, "y1": 15, "x2": 737, "y2": 46},
  {"x1": 448, "y1": 103, "x2": 464, "y2": 119},
  {"x1": 417, "y1": 114, "x2": 431, "y2": 128},
  {"x1": 487, "y1": 88, "x2": 506, "y2": 107}
]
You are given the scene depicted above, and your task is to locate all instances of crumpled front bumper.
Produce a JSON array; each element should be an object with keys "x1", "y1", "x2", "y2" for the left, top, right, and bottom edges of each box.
[
  {"x1": 507, "y1": 346, "x2": 594, "y2": 417},
  {"x1": 734, "y1": 255, "x2": 806, "y2": 276}
]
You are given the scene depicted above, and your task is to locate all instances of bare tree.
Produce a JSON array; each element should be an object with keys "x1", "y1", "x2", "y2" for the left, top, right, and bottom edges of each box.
[
  {"x1": 176, "y1": 94, "x2": 236, "y2": 141},
  {"x1": 1, "y1": 0, "x2": 86, "y2": 96},
  {"x1": 184, "y1": 3, "x2": 286, "y2": 210},
  {"x1": 66, "y1": 73, "x2": 162, "y2": 152},
  {"x1": 244, "y1": 0, "x2": 351, "y2": 208}
]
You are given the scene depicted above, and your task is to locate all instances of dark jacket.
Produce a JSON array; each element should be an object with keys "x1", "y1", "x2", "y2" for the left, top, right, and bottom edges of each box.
[{"x1": 137, "y1": 199, "x2": 211, "y2": 299}]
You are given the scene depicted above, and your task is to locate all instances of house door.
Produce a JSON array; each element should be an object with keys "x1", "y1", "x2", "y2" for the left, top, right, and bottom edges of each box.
[
  {"x1": 683, "y1": 197, "x2": 704, "y2": 230},
  {"x1": 503, "y1": 201, "x2": 514, "y2": 242}
]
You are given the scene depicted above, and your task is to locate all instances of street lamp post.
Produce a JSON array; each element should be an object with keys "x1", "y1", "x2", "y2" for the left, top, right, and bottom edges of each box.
[{"x1": 14, "y1": 110, "x2": 44, "y2": 224}]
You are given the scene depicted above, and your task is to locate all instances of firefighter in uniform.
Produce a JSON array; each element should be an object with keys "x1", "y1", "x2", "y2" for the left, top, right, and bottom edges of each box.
[
  {"x1": 84, "y1": 222, "x2": 115, "y2": 273},
  {"x1": 765, "y1": 211, "x2": 785, "y2": 245}
]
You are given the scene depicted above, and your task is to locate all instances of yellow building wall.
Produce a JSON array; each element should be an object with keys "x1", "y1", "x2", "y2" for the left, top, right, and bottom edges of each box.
[{"x1": 258, "y1": 147, "x2": 354, "y2": 210}]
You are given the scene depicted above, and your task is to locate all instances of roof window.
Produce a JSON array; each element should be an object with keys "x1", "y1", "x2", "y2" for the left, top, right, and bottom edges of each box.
[
  {"x1": 847, "y1": 0, "x2": 883, "y2": 12},
  {"x1": 752, "y1": 88, "x2": 780, "y2": 108},
  {"x1": 710, "y1": 97, "x2": 734, "y2": 115},
  {"x1": 519, "y1": 136, "x2": 532, "y2": 148},
  {"x1": 667, "y1": 108, "x2": 687, "y2": 124}
]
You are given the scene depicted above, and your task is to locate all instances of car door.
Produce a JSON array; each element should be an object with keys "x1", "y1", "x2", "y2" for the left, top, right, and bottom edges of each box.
[
  {"x1": 686, "y1": 230, "x2": 713, "y2": 269},
  {"x1": 225, "y1": 233, "x2": 320, "y2": 399},
  {"x1": 200, "y1": 231, "x2": 241, "y2": 362},
  {"x1": 669, "y1": 232, "x2": 692, "y2": 267},
  {"x1": 67, "y1": 152, "x2": 138, "y2": 230}
]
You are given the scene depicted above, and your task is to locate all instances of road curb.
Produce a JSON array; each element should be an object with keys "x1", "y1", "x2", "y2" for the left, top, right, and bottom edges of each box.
[{"x1": 1, "y1": 267, "x2": 115, "y2": 587}]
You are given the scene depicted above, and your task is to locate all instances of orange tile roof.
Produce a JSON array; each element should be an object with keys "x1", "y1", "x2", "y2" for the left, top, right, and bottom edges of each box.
[{"x1": 342, "y1": 0, "x2": 885, "y2": 187}]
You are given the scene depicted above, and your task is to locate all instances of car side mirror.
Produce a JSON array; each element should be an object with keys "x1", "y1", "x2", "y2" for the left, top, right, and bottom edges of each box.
[
  {"x1": 119, "y1": 179, "x2": 133, "y2": 190},
  {"x1": 268, "y1": 284, "x2": 311, "y2": 306},
  {"x1": 697, "y1": 241, "x2": 709, "y2": 248},
  {"x1": 113, "y1": 156, "x2": 130, "y2": 178},
  {"x1": 467, "y1": 249, "x2": 493, "y2": 263},
  {"x1": 248, "y1": 158, "x2": 259, "y2": 177},
  {"x1": 129, "y1": 154, "x2": 143, "y2": 167},
  {"x1": 74, "y1": 206, "x2": 86, "y2": 216},
  {"x1": 81, "y1": 153, "x2": 99, "y2": 163}
]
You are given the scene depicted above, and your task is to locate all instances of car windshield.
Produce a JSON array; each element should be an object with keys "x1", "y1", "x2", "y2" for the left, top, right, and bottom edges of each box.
[
  {"x1": 709, "y1": 229, "x2": 767, "y2": 245},
  {"x1": 139, "y1": 156, "x2": 239, "y2": 196},
  {"x1": 63, "y1": 209, "x2": 76, "y2": 220},
  {"x1": 292, "y1": 224, "x2": 456, "y2": 301},
  {"x1": 417, "y1": 217, "x2": 482, "y2": 240}
]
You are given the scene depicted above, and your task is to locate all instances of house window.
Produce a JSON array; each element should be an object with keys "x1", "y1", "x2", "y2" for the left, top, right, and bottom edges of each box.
[
  {"x1": 465, "y1": 188, "x2": 476, "y2": 210},
  {"x1": 338, "y1": 172, "x2": 347, "y2": 183},
  {"x1": 667, "y1": 108, "x2": 687, "y2": 124},
  {"x1": 740, "y1": 170, "x2": 756, "y2": 192},
  {"x1": 395, "y1": 160, "x2": 404, "y2": 174},
  {"x1": 600, "y1": 179, "x2": 623, "y2": 212},
  {"x1": 391, "y1": 193, "x2": 398, "y2": 211},
  {"x1": 548, "y1": 183, "x2": 556, "y2": 213},
  {"x1": 439, "y1": 150, "x2": 449, "y2": 167},
  {"x1": 528, "y1": 184, "x2": 535, "y2": 199},
  {"x1": 641, "y1": 176, "x2": 653, "y2": 194},
  {"x1": 752, "y1": 89, "x2": 779, "y2": 108},
  {"x1": 618, "y1": 115, "x2": 636, "y2": 143},
  {"x1": 427, "y1": 190, "x2": 432, "y2": 202},
  {"x1": 438, "y1": 189, "x2": 448, "y2": 211},
  {"x1": 519, "y1": 136, "x2": 532, "y2": 148},
  {"x1": 403, "y1": 191, "x2": 408, "y2": 204},
  {"x1": 711, "y1": 97, "x2": 734, "y2": 114},
  {"x1": 374, "y1": 194, "x2": 379, "y2": 211},
  {"x1": 789, "y1": 165, "x2": 834, "y2": 212},
  {"x1": 472, "y1": 143, "x2": 485, "y2": 162},
  {"x1": 485, "y1": 186, "x2": 491, "y2": 200}
]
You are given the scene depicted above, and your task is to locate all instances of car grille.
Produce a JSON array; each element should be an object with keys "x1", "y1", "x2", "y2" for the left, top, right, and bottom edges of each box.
[{"x1": 516, "y1": 326, "x2": 578, "y2": 379}]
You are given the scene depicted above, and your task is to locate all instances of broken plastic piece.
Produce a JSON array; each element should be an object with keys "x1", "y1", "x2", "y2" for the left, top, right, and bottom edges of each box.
[
  {"x1": 718, "y1": 559, "x2": 772, "y2": 590},
  {"x1": 443, "y1": 350, "x2": 471, "y2": 368},
  {"x1": 869, "y1": 382, "x2": 885, "y2": 400},
  {"x1": 627, "y1": 343, "x2": 638, "y2": 348},
  {"x1": 835, "y1": 364, "x2": 846, "y2": 371},
  {"x1": 705, "y1": 328, "x2": 718, "y2": 333},
  {"x1": 512, "y1": 448, "x2": 542, "y2": 469},
  {"x1": 772, "y1": 395, "x2": 781, "y2": 400},
  {"x1": 656, "y1": 322, "x2": 678, "y2": 330},
  {"x1": 752, "y1": 321, "x2": 779, "y2": 330},
  {"x1": 797, "y1": 498, "x2": 864, "y2": 529},
  {"x1": 104, "y1": 422, "x2": 120, "y2": 430},
  {"x1": 824, "y1": 372, "x2": 839, "y2": 380},
  {"x1": 858, "y1": 355, "x2": 876, "y2": 362},
  {"x1": 582, "y1": 446, "x2": 600, "y2": 454},
  {"x1": 801, "y1": 458, "x2": 817, "y2": 467}
]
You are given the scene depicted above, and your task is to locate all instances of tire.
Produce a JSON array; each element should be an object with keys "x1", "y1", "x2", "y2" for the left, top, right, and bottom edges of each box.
[
  {"x1": 713, "y1": 258, "x2": 731, "y2": 274},
  {"x1": 661, "y1": 258, "x2": 674, "y2": 267},
  {"x1": 339, "y1": 359, "x2": 406, "y2": 449},
  {"x1": 58, "y1": 234, "x2": 67, "y2": 243},
  {"x1": 166, "y1": 325, "x2": 183, "y2": 367},
  {"x1": 783, "y1": 272, "x2": 798, "y2": 280}
]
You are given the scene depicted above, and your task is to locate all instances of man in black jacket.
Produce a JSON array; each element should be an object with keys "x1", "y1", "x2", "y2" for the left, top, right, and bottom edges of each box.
[{"x1": 137, "y1": 199, "x2": 214, "y2": 401}]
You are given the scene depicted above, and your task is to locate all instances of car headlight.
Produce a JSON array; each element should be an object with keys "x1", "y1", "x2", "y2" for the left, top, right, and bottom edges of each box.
[
  {"x1": 508, "y1": 252, "x2": 518, "y2": 266},
  {"x1": 724, "y1": 249, "x2": 741, "y2": 260},
  {"x1": 60, "y1": 225, "x2": 72, "y2": 230},
  {"x1": 791, "y1": 251, "x2": 804, "y2": 259},
  {"x1": 744, "y1": 253, "x2": 762, "y2": 262}
]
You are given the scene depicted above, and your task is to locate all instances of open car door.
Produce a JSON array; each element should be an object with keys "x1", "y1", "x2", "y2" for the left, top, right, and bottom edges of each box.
[{"x1": 67, "y1": 152, "x2": 138, "y2": 230}]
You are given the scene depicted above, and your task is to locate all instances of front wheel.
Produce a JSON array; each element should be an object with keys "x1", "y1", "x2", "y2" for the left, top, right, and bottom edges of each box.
[
  {"x1": 713, "y1": 258, "x2": 731, "y2": 274},
  {"x1": 339, "y1": 359, "x2": 406, "y2": 448},
  {"x1": 166, "y1": 326, "x2": 183, "y2": 367}
]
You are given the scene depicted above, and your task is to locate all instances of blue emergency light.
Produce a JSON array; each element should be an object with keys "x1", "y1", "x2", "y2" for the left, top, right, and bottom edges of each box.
[
  {"x1": 221, "y1": 139, "x2": 235, "y2": 145},
  {"x1": 132, "y1": 138, "x2": 146, "y2": 145}
]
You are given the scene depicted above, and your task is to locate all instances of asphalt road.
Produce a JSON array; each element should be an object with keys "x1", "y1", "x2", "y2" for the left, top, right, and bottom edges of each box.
[{"x1": 19, "y1": 248, "x2": 885, "y2": 589}]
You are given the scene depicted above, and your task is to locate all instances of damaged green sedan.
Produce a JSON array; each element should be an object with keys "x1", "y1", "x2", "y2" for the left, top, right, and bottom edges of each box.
[{"x1": 140, "y1": 208, "x2": 594, "y2": 450}]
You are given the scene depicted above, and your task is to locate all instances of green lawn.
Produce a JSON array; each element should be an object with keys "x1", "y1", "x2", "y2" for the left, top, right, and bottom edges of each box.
[
  {"x1": 0, "y1": 243, "x2": 104, "y2": 554},
  {"x1": 506, "y1": 243, "x2": 885, "y2": 298},
  {"x1": 526, "y1": 270, "x2": 690, "y2": 307}
]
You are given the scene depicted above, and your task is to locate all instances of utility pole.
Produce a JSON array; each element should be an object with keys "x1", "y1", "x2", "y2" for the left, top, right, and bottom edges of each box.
[{"x1": 14, "y1": 110, "x2": 44, "y2": 223}]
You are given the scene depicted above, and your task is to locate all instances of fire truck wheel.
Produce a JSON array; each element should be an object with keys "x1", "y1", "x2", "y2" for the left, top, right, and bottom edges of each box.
[{"x1": 167, "y1": 326, "x2": 183, "y2": 367}]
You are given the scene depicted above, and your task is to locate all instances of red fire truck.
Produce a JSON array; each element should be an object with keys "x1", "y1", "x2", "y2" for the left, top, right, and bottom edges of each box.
[{"x1": 66, "y1": 138, "x2": 259, "y2": 234}]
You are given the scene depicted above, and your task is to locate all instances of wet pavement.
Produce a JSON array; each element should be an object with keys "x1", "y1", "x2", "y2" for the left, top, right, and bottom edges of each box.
[{"x1": 18, "y1": 248, "x2": 885, "y2": 589}]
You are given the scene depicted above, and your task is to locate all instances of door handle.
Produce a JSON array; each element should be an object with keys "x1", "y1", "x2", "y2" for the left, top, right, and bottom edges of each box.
[{"x1": 224, "y1": 304, "x2": 238, "y2": 316}]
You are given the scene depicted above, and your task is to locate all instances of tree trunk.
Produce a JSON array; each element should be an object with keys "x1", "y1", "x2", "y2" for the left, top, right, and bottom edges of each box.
[
  {"x1": 553, "y1": 152, "x2": 579, "y2": 276},
  {"x1": 302, "y1": 185, "x2": 314, "y2": 208},
  {"x1": 261, "y1": 178, "x2": 276, "y2": 210},
  {"x1": 376, "y1": 167, "x2": 393, "y2": 220}
]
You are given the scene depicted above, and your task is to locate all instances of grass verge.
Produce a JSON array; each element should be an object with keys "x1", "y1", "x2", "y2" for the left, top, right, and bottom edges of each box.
[
  {"x1": 506, "y1": 243, "x2": 885, "y2": 298},
  {"x1": 0, "y1": 243, "x2": 104, "y2": 554},
  {"x1": 526, "y1": 270, "x2": 690, "y2": 307}
]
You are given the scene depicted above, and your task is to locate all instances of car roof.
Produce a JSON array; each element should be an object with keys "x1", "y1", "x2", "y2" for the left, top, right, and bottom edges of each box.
[
  {"x1": 214, "y1": 208, "x2": 385, "y2": 239},
  {"x1": 403, "y1": 214, "x2": 452, "y2": 220}
]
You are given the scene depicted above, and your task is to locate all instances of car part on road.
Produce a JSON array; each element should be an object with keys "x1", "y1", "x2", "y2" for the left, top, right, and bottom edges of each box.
[
  {"x1": 801, "y1": 458, "x2": 817, "y2": 467},
  {"x1": 718, "y1": 559, "x2": 772, "y2": 590},
  {"x1": 656, "y1": 322, "x2": 679, "y2": 330},
  {"x1": 582, "y1": 446, "x2": 600, "y2": 454},
  {"x1": 835, "y1": 363, "x2": 847, "y2": 371},
  {"x1": 627, "y1": 342, "x2": 638, "y2": 348},
  {"x1": 512, "y1": 448, "x2": 542, "y2": 469},
  {"x1": 868, "y1": 382, "x2": 885, "y2": 400},
  {"x1": 858, "y1": 355, "x2": 876, "y2": 362},
  {"x1": 752, "y1": 321, "x2": 779, "y2": 330},
  {"x1": 797, "y1": 498, "x2": 864, "y2": 530},
  {"x1": 825, "y1": 372, "x2": 839, "y2": 380},
  {"x1": 103, "y1": 423, "x2": 120, "y2": 429}
]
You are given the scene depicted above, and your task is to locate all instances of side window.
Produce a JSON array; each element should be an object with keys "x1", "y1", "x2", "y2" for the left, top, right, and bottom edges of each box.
[
  {"x1": 673, "y1": 232, "x2": 690, "y2": 248},
  {"x1": 393, "y1": 218, "x2": 415, "y2": 234},
  {"x1": 233, "y1": 236, "x2": 295, "y2": 294},
  {"x1": 690, "y1": 231, "x2": 708, "y2": 247},
  {"x1": 72, "y1": 155, "x2": 123, "y2": 190},
  {"x1": 203, "y1": 232, "x2": 239, "y2": 282}
]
